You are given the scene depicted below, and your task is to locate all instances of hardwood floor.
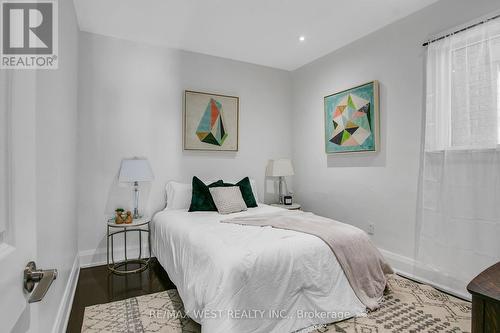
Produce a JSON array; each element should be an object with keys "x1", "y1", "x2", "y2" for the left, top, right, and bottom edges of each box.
[{"x1": 67, "y1": 258, "x2": 175, "y2": 333}]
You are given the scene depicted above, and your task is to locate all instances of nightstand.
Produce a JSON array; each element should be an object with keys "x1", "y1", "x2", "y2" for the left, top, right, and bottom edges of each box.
[
  {"x1": 271, "y1": 203, "x2": 301, "y2": 210},
  {"x1": 107, "y1": 217, "x2": 151, "y2": 275},
  {"x1": 467, "y1": 262, "x2": 500, "y2": 333}
]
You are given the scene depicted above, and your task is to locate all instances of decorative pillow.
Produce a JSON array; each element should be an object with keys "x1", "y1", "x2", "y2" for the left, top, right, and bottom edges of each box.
[
  {"x1": 209, "y1": 186, "x2": 248, "y2": 214},
  {"x1": 165, "y1": 181, "x2": 192, "y2": 210},
  {"x1": 222, "y1": 177, "x2": 258, "y2": 208},
  {"x1": 188, "y1": 177, "x2": 224, "y2": 212}
]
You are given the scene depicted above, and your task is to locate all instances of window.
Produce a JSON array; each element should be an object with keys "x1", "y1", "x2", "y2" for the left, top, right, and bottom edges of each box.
[
  {"x1": 426, "y1": 19, "x2": 500, "y2": 151},
  {"x1": 450, "y1": 37, "x2": 499, "y2": 147}
]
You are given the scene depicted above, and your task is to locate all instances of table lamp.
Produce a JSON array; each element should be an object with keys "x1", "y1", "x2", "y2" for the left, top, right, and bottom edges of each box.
[
  {"x1": 118, "y1": 158, "x2": 154, "y2": 219},
  {"x1": 266, "y1": 158, "x2": 294, "y2": 204}
]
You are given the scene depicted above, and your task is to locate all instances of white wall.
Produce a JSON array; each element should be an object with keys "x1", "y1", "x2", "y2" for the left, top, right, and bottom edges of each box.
[
  {"x1": 34, "y1": 0, "x2": 80, "y2": 331},
  {"x1": 291, "y1": 0, "x2": 500, "y2": 270},
  {"x1": 77, "y1": 33, "x2": 292, "y2": 262}
]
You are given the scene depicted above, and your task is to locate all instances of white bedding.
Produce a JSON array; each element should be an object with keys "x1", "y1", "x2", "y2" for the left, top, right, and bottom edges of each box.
[{"x1": 152, "y1": 204, "x2": 365, "y2": 333}]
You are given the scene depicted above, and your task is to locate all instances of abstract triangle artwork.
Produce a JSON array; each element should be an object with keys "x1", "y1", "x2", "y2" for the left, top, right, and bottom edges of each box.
[
  {"x1": 330, "y1": 94, "x2": 370, "y2": 146},
  {"x1": 196, "y1": 98, "x2": 228, "y2": 146},
  {"x1": 184, "y1": 91, "x2": 239, "y2": 151},
  {"x1": 324, "y1": 81, "x2": 379, "y2": 153}
]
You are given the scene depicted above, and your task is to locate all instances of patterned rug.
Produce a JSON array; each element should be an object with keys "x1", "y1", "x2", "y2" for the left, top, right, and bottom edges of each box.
[{"x1": 82, "y1": 275, "x2": 471, "y2": 333}]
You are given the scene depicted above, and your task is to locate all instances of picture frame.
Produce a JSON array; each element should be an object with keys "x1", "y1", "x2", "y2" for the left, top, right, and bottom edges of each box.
[
  {"x1": 184, "y1": 90, "x2": 239, "y2": 151},
  {"x1": 324, "y1": 81, "x2": 379, "y2": 154}
]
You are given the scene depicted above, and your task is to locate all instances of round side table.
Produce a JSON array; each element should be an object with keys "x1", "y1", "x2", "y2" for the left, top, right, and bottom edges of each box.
[
  {"x1": 270, "y1": 203, "x2": 301, "y2": 210},
  {"x1": 106, "y1": 217, "x2": 151, "y2": 275}
]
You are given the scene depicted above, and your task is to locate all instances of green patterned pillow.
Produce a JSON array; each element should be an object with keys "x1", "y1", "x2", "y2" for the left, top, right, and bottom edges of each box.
[
  {"x1": 222, "y1": 177, "x2": 258, "y2": 208},
  {"x1": 188, "y1": 177, "x2": 223, "y2": 212}
]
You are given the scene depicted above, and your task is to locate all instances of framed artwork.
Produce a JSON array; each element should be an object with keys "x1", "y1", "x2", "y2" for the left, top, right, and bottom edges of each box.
[
  {"x1": 184, "y1": 90, "x2": 239, "y2": 151},
  {"x1": 324, "y1": 81, "x2": 379, "y2": 154}
]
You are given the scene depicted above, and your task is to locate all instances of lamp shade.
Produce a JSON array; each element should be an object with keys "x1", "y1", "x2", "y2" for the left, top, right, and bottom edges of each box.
[
  {"x1": 266, "y1": 159, "x2": 294, "y2": 177},
  {"x1": 118, "y1": 158, "x2": 154, "y2": 183}
]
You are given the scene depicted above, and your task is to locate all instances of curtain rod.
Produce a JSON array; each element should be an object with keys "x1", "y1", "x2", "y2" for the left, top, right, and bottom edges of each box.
[{"x1": 422, "y1": 13, "x2": 500, "y2": 47}]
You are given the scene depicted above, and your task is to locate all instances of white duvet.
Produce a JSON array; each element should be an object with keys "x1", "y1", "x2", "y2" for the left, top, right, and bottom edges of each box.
[{"x1": 152, "y1": 204, "x2": 365, "y2": 333}]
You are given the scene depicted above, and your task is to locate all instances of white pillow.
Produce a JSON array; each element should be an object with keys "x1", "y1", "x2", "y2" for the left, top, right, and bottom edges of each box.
[
  {"x1": 165, "y1": 181, "x2": 191, "y2": 210},
  {"x1": 249, "y1": 178, "x2": 259, "y2": 203},
  {"x1": 209, "y1": 187, "x2": 248, "y2": 214}
]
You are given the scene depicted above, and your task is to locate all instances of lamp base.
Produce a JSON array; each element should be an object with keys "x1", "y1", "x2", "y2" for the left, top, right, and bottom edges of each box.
[
  {"x1": 133, "y1": 181, "x2": 141, "y2": 219},
  {"x1": 278, "y1": 176, "x2": 284, "y2": 204}
]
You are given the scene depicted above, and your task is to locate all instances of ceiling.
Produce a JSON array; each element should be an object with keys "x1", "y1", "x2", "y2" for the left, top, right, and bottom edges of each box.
[{"x1": 73, "y1": 0, "x2": 439, "y2": 71}]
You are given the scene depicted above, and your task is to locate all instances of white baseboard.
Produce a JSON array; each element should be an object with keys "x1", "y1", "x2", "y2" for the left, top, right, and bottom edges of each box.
[
  {"x1": 379, "y1": 248, "x2": 471, "y2": 301},
  {"x1": 79, "y1": 245, "x2": 151, "y2": 268},
  {"x1": 52, "y1": 254, "x2": 80, "y2": 333},
  {"x1": 379, "y1": 248, "x2": 416, "y2": 273}
]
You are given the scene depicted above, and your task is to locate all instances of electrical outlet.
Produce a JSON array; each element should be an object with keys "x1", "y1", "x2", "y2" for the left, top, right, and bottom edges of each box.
[{"x1": 367, "y1": 223, "x2": 375, "y2": 235}]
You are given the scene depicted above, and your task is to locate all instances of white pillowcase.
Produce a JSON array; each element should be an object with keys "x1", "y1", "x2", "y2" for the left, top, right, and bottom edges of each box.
[
  {"x1": 165, "y1": 181, "x2": 192, "y2": 210},
  {"x1": 209, "y1": 186, "x2": 248, "y2": 214},
  {"x1": 249, "y1": 179, "x2": 259, "y2": 204},
  {"x1": 165, "y1": 178, "x2": 260, "y2": 210}
]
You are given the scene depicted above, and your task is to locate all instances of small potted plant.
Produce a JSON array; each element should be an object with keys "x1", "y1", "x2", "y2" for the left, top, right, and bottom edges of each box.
[{"x1": 115, "y1": 208, "x2": 125, "y2": 224}]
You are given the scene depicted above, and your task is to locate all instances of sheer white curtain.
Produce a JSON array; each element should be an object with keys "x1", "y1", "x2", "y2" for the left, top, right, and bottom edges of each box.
[{"x1": 418, "y1": 19, "x2": 500, "y2": 297}]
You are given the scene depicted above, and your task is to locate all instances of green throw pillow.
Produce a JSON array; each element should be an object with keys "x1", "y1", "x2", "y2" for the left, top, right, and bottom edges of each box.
[
  {"x1": 188, "y1": 177, "x2": 224, "y2": 212},
  {"x1": 222, "y1": 177, "x2": 258, "y2": 208}
]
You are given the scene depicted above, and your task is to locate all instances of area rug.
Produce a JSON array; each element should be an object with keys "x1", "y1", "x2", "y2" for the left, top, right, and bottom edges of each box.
[{"x1": 82, "y1": 275, "x2": 471, "y2": 333}]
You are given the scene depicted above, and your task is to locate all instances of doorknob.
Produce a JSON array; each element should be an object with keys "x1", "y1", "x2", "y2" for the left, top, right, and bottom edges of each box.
[{"x1": 23, "y1": 261, "x2": 57, "y2": 303}]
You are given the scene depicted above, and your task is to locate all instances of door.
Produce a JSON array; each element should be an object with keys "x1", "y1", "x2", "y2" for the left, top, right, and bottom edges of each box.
[{"x1": 0, "y1": 70, "x2": 39, "y2": 331}]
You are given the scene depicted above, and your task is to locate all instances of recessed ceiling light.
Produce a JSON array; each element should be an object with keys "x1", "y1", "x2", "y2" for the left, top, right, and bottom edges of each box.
[{"x1": 299, "y1": 36, "x2": 305, "y2": 42}]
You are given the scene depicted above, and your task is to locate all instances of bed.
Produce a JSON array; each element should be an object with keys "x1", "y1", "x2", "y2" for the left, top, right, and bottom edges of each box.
[{"x1": 151, "y1": 203, "x2": 366, "y2": 333}]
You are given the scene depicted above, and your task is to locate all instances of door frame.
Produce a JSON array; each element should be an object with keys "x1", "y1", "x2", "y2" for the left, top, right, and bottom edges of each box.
[{"x1": 0, "y1": 70, "x2": 39, "y2": 331}]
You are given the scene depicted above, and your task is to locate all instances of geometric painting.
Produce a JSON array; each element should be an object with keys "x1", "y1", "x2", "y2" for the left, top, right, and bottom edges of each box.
[
  {"x1": 184, "y1": 90, "x2": 239, "y2": 151},
  {"x1": 324, "y1": 81, "x2": 379, "y2": 153}
]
